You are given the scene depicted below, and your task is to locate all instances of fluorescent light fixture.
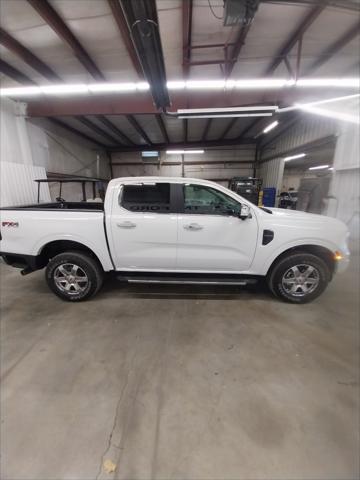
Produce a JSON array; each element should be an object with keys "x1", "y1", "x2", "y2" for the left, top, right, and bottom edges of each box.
[
  {"x1": 263, "y1": 120, "x2": 279, "y2": 133},
  {"x1": 0, "y1": 82, "x2": 150, "y2": 97},
  {"x1": 89, "y1": 82, "x2": 149, "y2": 93},
  {"x1": 284, "y1": 153, "x2": 306, "y2": 162},
  {"x1": 296, "y1": 104, "x2": 360, "y2": 124},
  {"x1": 297, "y1": 78, "x2": 359, "y2": 88},
  {"x1": 302, "y1": 93, "x2": 360, "y2": 107},
  {"x1": 177, "y1": 106, "x2": 278, "y2": 114},
  {"x1": 328, "y1": 167, "x2": 334, "y2": 171},
  {"x1": 178, "y1": 113, "x2": 273, "y2": 119},
  {"x1": 235, "y1": 79, "x2": 295, "y2": 89},
  {"x1": 176, "y1": 105, "x2": 277, "y2": 119},
  {"x1": 0, "y1": 86, "x2": 41, "y2": 96},
  {"x1": 166, "y1": 81, "x2": 186, "y2": 90},
  {"x1": 185, "y1": 80, "x2": 227, "y2": 89},
  {"x1": 142, "y1": 151, "x2": 159, "y2": 158},
  {"x1": 40, "y1": 84, "x2": 88, "y2": 95},
  {"x1": 166, "y1": 150, "x2": 204, "y2": 154},
  {"x1": 309, "y1": 165, "x2": 330, "y2": 170},
  {"x1": 165, "y1": 78, "x2": 359, "y2": 91},
  {"x1": 1, "y1": 78, "x2": 359, "y2": 98},
  {"x1": 278, "y1": 93, "x2": 360, "y2": 123}
]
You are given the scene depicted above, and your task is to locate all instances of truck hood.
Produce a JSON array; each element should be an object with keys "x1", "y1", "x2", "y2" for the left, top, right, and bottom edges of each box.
[{"x1": 266, "y1": 207, "x2": 348, "y2": 234}]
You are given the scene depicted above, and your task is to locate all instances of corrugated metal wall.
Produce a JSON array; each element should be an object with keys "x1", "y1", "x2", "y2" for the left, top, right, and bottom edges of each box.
[
  {"x1": 261, "y1": 115, "x2": 338, "y2": 162},
  {"x1": 259, "y1": 114, "x2": 339, "y2": 191},
  {"x1": 111, "y1": 146, "x2": 256, "y2": 184},
  {"x1": 259, "y1": 158, "x2": 285, "y2": 191},
  {"x1": 0, "y1": 162, "x2": 50, "y2": 207},
  {"x1": 325, "y1": 120, "x2": 360, "y2": 241},
  {"x1": 0, "y1": 98, "x2": 110, "y2": 206}
]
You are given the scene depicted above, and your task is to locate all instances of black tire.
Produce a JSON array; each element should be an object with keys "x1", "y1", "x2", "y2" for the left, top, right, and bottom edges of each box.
[
  {"x1": 267, "y1": 252, "x2": 330, "y2": 304},
  {"x1": 45, "y1": 250, "x2": 104, "y2": 301}
]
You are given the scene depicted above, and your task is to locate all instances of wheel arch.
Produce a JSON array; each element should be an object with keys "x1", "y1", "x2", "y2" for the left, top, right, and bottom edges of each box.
[
  {"x1": 38, "y1": 240, "x2": 104, "y2": 270},
  {"x1": 266, "y1": 244, "x2": 335, "y2": 279}
]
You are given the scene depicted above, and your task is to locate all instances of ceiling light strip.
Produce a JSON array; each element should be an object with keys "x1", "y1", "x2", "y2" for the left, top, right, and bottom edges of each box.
[{"x1": 1, "y1": 78, "x2": 359, "y2": 98}]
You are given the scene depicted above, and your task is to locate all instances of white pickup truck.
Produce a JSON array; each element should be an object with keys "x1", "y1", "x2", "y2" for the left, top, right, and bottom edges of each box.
[{"x1": 0, "y1": 177, "x2": 349, "y2": 303}]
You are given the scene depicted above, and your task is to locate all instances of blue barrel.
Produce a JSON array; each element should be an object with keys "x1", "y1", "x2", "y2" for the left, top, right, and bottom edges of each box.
[{"x1": 262, "y1": 187, "x2": 276, "y2": 207}]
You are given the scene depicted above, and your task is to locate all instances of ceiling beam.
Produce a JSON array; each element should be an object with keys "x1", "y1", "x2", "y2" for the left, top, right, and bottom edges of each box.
[
  {"x1": 237, "y1": 118, "x2": 264, "y2": 139},
  {"x1": 0, "y1": 29, "x2": 127, "y2": 148},
  {"x1": 77, "y1": 116, "x2": 120, "y2": 144},
  {"x1": 126, "y1": 115, "x2": 152, "y2": 145},
  {"x1": 182, "y1": 0, "x2": 193, "y2": 78},
  {"x1": 225, "y1": 23, "x2": 252, "y2": 78},
  {"x1": 218, "y1": 118, "x2": 238, "y2": 140},
  {"x1": 202, "y1": 118, "x2": 213, "y2": 141},
  {"x1": 0, "y1": 27, "x2": 61, "y2": 82},
  {"x1": 107, "y1": 0, "x2": 144, "y2": 78},
  {"x1": 24, "y1": 87, "x2": 347, "y2": 117},
  {"x1": 97, "y1": 116, "x2": 135, "y2": 145},
  {"x1": 49, "y1": 118, "x2": 108, "y2": 149},
  {"x1": 109, "y1": 136, "x2": 256, "y2": 152},
  {"x1": 155, "y1": 115, "x2": 170, "y2": 143},
  {"x1": 182, "y1": 0, "x2": 193, "y2": 143},
  {"x1": 0, "y1": 59, "x2": 37, "y2": 85},
  {"x1": 27, "y1": 0, "x2": 105, "y2": 81},
  {"x1": 304, "y1": 20, "x2": 360, "y2": 74},
  {"x1": 183, "y1": 119, "x2": 188, "y2": 143},
  {"x1": 264, "y1": 4, "x2": 326, "y2": 75}
]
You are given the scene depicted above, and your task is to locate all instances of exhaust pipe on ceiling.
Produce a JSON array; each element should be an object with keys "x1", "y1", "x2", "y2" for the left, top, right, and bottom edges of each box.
[{"x1": 119, "y1": 0, "x2": 170, "y2": 110}]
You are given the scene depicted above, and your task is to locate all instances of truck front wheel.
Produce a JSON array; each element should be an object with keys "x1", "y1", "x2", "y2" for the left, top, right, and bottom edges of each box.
[
  {"x1": 46, "y1": 251, "x2": 104, "y2": 301},
  {"x1": 268, "y1": 252, "x2": 330, "y2": 303}
]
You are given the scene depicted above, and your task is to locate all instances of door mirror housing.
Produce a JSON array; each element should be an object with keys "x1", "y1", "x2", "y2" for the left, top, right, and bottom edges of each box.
[{"x1": 239, "y1": 204, "x2": 252, "y2": 220}]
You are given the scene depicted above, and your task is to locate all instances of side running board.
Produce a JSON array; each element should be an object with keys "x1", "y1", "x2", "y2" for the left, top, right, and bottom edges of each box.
[{"x1": 116, "y1": 274, "x2": 258, "y2": 286}]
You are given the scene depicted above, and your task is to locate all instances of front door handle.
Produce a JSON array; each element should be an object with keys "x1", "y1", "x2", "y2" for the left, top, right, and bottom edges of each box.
[
  {"x1": 183, "y1": 223, "x2": 203, "y2": 231},
  {"x1": 117, "y1": 221, "x2": 136, "y2": 228}
]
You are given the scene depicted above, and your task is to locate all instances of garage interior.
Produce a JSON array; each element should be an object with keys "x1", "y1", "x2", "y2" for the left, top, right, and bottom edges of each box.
[{"x1": 0, "y1": 1, "x2": 359, "y2": 479}]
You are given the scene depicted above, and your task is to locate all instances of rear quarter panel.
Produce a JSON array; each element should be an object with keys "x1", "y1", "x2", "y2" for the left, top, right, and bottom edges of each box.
[{"x1": 0, "y1": 209, "x2": 113, "y2": 271}]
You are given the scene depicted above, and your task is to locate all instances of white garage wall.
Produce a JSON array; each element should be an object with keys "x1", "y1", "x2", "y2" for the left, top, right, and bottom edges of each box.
[
  {"x1": 0, "y1": 98, "x2": 110, "y2": 206},
  {"x1": 111, "y1": 146, "x2": 256, "y2": 186},
  {"x1": 259, "y1": 100, "x2": 360, "y2": 241},
  {"x1": 325, "y1": 120, "x2": 360, "y2": 242}
]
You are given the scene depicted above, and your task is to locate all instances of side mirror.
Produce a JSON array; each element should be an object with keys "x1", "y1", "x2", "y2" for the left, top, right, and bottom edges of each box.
[{"x1": 239, "y1": 204, "x2": 252, "y2": 220}]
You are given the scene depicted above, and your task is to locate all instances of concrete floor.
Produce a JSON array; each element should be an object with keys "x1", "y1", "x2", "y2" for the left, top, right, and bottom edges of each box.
[{"x1": 1, "y1": 255, "x2": 359, "y2": 480}]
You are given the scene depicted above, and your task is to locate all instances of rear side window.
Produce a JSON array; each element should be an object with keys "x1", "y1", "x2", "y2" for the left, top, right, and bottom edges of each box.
[{"x1": 120, "y1": 183, "x2": 170, "y2": 213}]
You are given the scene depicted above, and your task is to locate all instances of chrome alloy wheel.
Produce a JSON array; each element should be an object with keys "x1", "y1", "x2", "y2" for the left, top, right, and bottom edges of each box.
[
  {"x1": 281, "y1": 264, "x2": 320, "y2": 297},
  {"x1": 53, "y1": 263, "x2": 89, "y2": 295}
]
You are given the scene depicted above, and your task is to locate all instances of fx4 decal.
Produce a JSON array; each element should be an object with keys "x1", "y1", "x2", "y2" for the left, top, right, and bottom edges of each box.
[{"x1": 2, "y1": 222, "x2": 19, "y2": 227}]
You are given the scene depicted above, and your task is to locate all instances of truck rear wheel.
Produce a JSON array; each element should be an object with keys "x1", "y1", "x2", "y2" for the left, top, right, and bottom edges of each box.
[
  {"x1": 46, "y1": 251, "x2": 104, "y2": 301},
  {"x1": 268, "y1": 252, "x2": 330, "y2": 304}
]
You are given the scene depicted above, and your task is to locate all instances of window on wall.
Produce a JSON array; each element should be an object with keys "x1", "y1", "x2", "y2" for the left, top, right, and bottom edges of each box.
[
  {"x1": 120, "y1": 183, "x2": 171, "y2": 213},
  {"x1": 183, "y1": 184, "x2": 241, "y2": 216}
]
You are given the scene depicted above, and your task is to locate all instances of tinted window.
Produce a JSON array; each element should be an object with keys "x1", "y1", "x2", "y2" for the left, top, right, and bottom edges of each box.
[
  {"x1": 184, "y1": 184, "x2": 241, "y2": 216},
  {"x1": 121, "y1": 183, "x2": 170, "y2": 213}
]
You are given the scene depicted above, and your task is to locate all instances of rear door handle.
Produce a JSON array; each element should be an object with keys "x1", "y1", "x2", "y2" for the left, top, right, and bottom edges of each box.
[
  {"x1": 183, "y1": 223, "x2": 203, "y2": 231},
  {"x1": 117, "y1": 221, "x2": 136, "y2": 228}
]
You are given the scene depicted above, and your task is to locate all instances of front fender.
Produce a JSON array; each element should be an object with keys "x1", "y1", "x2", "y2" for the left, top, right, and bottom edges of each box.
[{"x1": 253, "y1": 238, "x2": 340, "y2": 276}]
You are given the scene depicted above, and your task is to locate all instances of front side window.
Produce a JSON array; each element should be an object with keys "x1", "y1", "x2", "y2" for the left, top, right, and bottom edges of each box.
[
  {"x1": 184, "y1": 184, "x2": 241, "y2": 216},
  {"x1": 121, "y1": 183, "x2": 170, "y2": 213}
]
